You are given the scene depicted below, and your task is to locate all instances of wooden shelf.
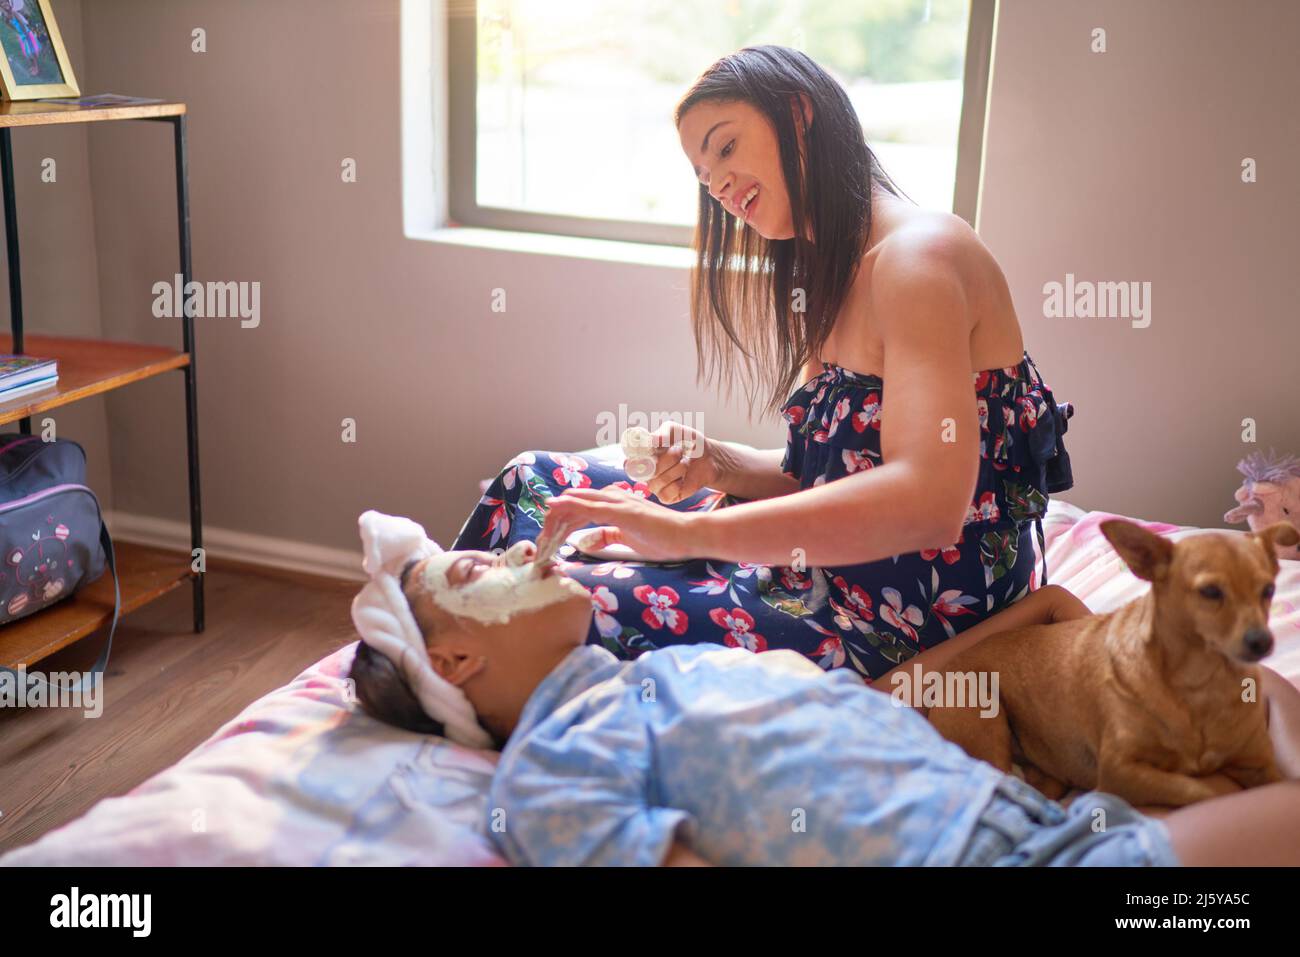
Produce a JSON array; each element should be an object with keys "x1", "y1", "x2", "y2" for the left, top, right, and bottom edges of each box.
[
  {"x1": 0, "y1": 541, "x2": 192, "y2": 669},
  {"x1": 0, "y1": 333, "x2": 188, "y2": 427},
  {"x1": 0, "y1": 101, "x2": 185, "y2": 128}
]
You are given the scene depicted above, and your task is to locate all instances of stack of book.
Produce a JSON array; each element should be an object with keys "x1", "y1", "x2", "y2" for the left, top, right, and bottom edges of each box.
[{"x1": 0, "y1": 355, "x2": 59, "y2": 402}]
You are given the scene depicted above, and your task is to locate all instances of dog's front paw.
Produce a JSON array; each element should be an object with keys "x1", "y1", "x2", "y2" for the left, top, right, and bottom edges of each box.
[
  {"x1": 1211, "y1": 763, "x2": 1284, "y2": 793},
  {"x1": 1196, "y1": 772, "x2": 1246, "y2": 798},
  {"x1": 1022, "y1": 763, "x2": 1070, "y2": 800},
  {"x1": 1099, "y1": 764, "x2": 1237, "y2": 807}
]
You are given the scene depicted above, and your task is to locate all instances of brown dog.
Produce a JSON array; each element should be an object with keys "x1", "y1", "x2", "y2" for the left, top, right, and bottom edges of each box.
[{"x1": 928, "y1": 518, "x2": 1299, "y2": 807}]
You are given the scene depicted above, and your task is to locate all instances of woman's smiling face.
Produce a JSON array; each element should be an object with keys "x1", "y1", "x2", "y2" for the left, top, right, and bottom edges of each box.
[{"x1": 677, "y1": 97, "x2": 809, "y2": 241}]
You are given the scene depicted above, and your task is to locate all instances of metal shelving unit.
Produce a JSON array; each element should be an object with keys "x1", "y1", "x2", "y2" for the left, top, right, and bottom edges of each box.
[{"x1": 0, "y1": 99, "x2": 203, "y2": 668}]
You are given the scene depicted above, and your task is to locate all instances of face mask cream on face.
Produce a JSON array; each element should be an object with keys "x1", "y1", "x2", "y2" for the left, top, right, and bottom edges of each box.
[{"x1": 419, "y1": 540, "x2": 587, "y2": 625}]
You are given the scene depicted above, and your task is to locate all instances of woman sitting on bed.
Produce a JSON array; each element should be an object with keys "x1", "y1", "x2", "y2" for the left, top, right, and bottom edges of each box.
[
  {"x1": 452, "y1": 45, "x2": 1075, "y2": 683},
  {"x1": 347, "y1": 523, "x2": 1300, "y2": 867}
]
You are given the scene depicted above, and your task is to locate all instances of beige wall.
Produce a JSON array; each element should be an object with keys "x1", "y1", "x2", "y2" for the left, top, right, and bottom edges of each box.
[
  {"x1": 45, "y1": 0, "x2": 1297, "y2": 559},
  {"x1": 978, "y1": 0, "x2": 1299, "y2": 528},
  {"x1": 79, "y1": 0, "x2": 779, "y2": 555}
]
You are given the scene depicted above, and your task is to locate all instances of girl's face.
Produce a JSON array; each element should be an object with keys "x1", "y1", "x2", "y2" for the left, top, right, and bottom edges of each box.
[
  {"x1": 677, "y1": 97, "x2": 810, "y2": 241},
  {"x1": 417, "y1": 540, "x2": 590, "y2": 625},
  {"x1": 409, "y1": 544, "x2": 593, "y2": 638},
  {"x1": 403, "y1": 545, "x2": 594, "y2": 736}
]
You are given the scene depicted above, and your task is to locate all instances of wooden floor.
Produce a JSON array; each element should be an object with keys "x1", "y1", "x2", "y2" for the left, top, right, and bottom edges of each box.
[{"x1": 0, "y1": 555, "x2": 359, "y2": 855}]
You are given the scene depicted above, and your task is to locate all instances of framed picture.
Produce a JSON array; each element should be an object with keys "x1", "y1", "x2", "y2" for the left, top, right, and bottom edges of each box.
[{"x1": 0, "y1": 0, "x2": 78, "y2": 101}]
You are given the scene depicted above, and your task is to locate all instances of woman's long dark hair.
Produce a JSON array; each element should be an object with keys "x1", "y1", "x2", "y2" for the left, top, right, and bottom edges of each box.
[{"x1": 674, "y1": 45, "x2": 911, "y2": 418}]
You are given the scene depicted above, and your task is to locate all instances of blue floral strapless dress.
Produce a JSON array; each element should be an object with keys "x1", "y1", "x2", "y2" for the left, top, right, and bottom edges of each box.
[{"x1": 451, "y1": 350, "x2": 1074, "y2": 682}]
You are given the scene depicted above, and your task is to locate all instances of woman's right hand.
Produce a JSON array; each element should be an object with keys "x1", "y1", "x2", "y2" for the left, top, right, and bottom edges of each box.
[{"x1": 640, "y1": 422, "x2": 724, "y2": 505}]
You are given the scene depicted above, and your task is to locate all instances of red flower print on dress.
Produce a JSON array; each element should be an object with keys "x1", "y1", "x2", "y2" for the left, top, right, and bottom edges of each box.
[
  {"x1": 479, "y1": 496, "x2": 510, "y2": 548},
  {"x1": 880, "y1": 587, "x2": 924, "y2": 643},
  {"x1": 831, "y1": 575, "x2": 875, "y2": 621},
  {"x1": 688, "y1": 564, "x2": 730, "y2": 596},
  {"x1": 1016, "y1": 395, "x2": 1046, "y2": 432},
  {"x1": 783, "y1": 404, "x2": 806, "y2": 427},
  {"x1": 827, "y1": 396, "x2": 853, "y2": 438},
  {"x1": 996, "y1": 405, "x2": 1016, "y2": 457},
  {"x1": 841, "y1": 448, "x2": 876, "y2": 474},
  {"x1": 853, "y1": 392, "x2": 882, "y2": 432},
  {"x1": 965, "y1": 491, "x2": 1000, "y2": 525},
  {"x1": 930, "y1": 588, "x2": 979, "y2": 639},
  {"x1": 779, "y1": 566, "x2": 812, "y2": 591},
  {"x1": 921, "y1": 529, "x2": 964, "y2": 564},
  {"x1": 604, "y1": 479, "x2": 650, "y2": 498},
  {"x1": 709, "y1": 606, "x2": 767, "y2": 652},
  {"x1": 829, "y1": 595, "x2": 867, "y2": 633},
  {"x1": 633, "y1": 584, "x2": 689, "y2": 635},
  {"x1": 813, "y1": 635, "x2": 845, "y2": 669},
  {"x1": 976, "y1": 397, "x2": 989, "y2": 433},
  {"x1": 551, "y1": 453, "x2": 592, "y2": 489},
  {"x1": 500, "y1": 453, "x2": 540, "y2": 495},
  {"x1": 688, "y1": 490, "x2": 726, "y2": 511},
  {"x1": 974, "y1": 370, "x2": 991, "y2": 393},
  {"x1": 501, "y1": 463, "x2": 527, "y2": 491}
]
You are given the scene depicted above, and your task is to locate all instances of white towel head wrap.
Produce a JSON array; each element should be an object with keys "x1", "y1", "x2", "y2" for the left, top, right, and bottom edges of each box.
[{"x1": 349, "y1": 510, "x2": 493, "y2": 749}]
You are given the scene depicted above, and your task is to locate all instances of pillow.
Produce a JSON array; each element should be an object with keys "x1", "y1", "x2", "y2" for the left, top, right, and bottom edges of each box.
[{"x1": 0, "y1": 643, "x2": 506, "y2": 866}]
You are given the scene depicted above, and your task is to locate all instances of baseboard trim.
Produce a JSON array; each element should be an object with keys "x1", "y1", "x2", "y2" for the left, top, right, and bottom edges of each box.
[{"x1": 103, "y1": 511, "x2": 366, "y2": 582}]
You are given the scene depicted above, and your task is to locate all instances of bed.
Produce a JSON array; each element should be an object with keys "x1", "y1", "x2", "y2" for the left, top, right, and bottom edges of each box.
[{"x1": 3, "y1": 497, "x2": 1298, "y2": 866}]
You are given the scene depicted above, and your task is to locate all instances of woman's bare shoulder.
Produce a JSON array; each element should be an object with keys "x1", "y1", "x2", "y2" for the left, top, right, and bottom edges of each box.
[
  {"x1": 867, "y1": 211, "x2": 1014, "y2": 355},
  {"x1": 867, "y1": 208, "x2": 986, "y2": 280},
  {"x1": 864, "y1": 214, "x2": 976, "y2": 333}
]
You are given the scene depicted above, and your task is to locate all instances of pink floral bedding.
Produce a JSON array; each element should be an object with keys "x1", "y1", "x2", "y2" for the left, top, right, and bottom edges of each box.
[{"x1": 3, "y1": 498, "x2": 1296, "y2": 865}]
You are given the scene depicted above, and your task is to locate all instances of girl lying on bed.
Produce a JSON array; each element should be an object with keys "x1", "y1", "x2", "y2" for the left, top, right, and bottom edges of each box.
[{"x1": 347, "y1": 512, "x2": 1300, "y2": 867}]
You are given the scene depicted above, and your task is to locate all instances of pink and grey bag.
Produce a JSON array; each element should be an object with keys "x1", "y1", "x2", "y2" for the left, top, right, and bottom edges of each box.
[{"x1": 0, "y1": 434, "x2": 119, "y2": 689}]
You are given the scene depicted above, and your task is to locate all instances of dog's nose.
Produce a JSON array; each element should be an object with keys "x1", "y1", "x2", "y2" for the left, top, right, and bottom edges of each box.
[{"x1": 1242, "y1": 627, "x2": 1274, "y2": 660}]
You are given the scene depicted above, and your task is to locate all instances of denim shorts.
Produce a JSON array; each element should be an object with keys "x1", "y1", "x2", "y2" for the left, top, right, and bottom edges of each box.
[{"x1": 956, "y1": 773, "x2": 1181, "y2": 866}]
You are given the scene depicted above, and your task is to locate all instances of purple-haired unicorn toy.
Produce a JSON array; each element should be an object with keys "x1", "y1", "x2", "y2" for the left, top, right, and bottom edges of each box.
[{"x1": 1225, "y1": 449, "x2": 1300, "y2": 561}]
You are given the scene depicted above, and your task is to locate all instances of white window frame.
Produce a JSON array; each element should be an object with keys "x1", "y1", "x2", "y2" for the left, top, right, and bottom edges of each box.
[{"x1": 404, "y1": 0, "x2": 998, "y2": 248}]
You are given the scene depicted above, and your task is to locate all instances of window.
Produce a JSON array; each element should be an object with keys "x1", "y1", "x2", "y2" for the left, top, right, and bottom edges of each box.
[{"x1": 443, "y1": 0, "x2": 996, "y2": 246}]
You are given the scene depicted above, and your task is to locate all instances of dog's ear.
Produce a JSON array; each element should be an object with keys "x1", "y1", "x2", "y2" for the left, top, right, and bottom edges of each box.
[
  {"x1": 1252, "y1": 520, "x2": 1300, "y2": 549},
  {"x1": 1250, "y1": 521, "x2": 1300, "y2": 572},
  {"x1": 1100, "y1": 519, "x2": 1173, "y2": 582}
]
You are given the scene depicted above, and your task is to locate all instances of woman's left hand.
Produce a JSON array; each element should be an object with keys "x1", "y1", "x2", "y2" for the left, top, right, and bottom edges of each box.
[{"x1": 536, "y1": 487, "x2": 702, "y2": 563}]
